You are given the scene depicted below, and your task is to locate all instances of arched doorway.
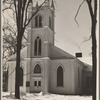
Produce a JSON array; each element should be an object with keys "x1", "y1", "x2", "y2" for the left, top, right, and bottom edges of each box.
[{"x1": 33, "y1": 64, "x2": 42, "y2": 92}]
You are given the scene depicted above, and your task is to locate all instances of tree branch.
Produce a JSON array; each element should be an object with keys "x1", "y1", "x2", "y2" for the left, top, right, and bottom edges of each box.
[
  {"x1": 74, "y1": 0, "x2": 85, "y2": 27},
  {"x1": 24, "y1": 0, "x2": 30, "y2": 27},
  {"x1": 24, "y1": 0, "x2": 46, "y2": 29}
]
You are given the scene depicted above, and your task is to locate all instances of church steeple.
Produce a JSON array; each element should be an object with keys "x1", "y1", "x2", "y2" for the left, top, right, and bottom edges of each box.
[
  {"x1": 51, "y1": 0, "x2": 55, "y2": 9},
  {"x1": 36, "y1": 1, "x2": 38, "y2": 8}
]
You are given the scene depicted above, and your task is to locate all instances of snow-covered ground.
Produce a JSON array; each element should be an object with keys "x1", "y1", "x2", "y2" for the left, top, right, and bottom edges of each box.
[{"x1": 2, "y1": 92, "x2": 92, "y2": 100}]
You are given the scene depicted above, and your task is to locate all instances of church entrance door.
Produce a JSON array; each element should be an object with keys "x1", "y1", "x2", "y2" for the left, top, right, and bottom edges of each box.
[{"x1": 33, "y1": 79, "x2": 42, "y2": 92}]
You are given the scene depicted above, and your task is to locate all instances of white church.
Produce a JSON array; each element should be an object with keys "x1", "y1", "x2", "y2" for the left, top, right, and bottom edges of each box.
[{"x1": 7, "y1": 0, "x2": 92, "y2": 95}]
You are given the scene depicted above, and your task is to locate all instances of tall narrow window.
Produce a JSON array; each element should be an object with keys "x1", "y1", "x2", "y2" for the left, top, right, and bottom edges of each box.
[
  {"x1": 57, "y1": 66, "x2": 63, "y2": 87},
  {"x1": 34, "y1": 64, "x2": 41, "y2": 74},
  {"x1": 34, "y1": 36, "x2": 42, "y2": 56},
  {"x1": 19, "y1": 67, "x2": 23, "y2": 86},
  {"x1": 38, "y1": 39, "x2": 41, "y2": 55},
  {"x1": 35, "y1": 15, "x2": 42, "y2": 27},
  {"x1": 49, "y1": 17, "x2": 52, "y2": 29},
  {"x1": 34, "y1": 39, "x2": 37, "y2": 55}
]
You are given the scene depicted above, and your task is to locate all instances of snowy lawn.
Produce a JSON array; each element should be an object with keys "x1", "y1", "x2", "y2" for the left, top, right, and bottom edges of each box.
[{"x1": 2, "y1": 92, "x2": 92, "y2": 100}]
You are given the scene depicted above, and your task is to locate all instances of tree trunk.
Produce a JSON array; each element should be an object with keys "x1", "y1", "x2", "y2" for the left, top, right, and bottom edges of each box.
[
  {"x1": 15, "y1": 33, "x2": 22, "y2": 99},
  {"x1": 92, "y1": 18, "x2": 97, "y2": 100}
]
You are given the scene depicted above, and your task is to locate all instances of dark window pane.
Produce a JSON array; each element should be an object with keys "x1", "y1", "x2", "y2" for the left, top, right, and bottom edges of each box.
[
  {"x1": 57, "y1": 66, "x2": 63, "y2": 87},
  {"x1": 35, "y1": 16, "x2": 38, "y2": 27},
  {"x1": 34, "y1": 36, "x2": 42, "y2": 56},
  {"x1": 34, "y1": 39, "x2": 37, "y2": 55},
  {"x1": 34, "y1": 64, "x2": 41, "y2": 74},
  {"x1": 49, "y1": 17, "x2": 52, "y2": 29},
  {"x1": 38, "y1": 39, "x2": 41, "y2": 55},
  {"x1": 38, "y1": 81, "x2": 41, "y2": 86},
  {"x1": 26, "y1": 81, "x2": 30, "y2": 87},
  {"x1": 34, "y1": 81, "x2": 37, "y2": 86},
  {"x1": 35, "y1": 15, "x2": 42, "y2": 28},
  {"x1": 39, "y1": 16, "x2": 42, "y2": 27}
]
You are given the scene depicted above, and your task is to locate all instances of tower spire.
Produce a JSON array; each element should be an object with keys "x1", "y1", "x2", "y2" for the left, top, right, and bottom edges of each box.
[
  {"x1": 36, "y1": 1, "x2": 38, "y2": 8},
  {"x1": 51, "y1": 0, "x2": 55, "y2": 9}
]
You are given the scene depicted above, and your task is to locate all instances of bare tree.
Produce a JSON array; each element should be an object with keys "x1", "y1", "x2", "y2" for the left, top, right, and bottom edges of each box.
[
  {"x1": 75, "y1": 0, "x2": 97, "y2": 100},
  {"x1": 3, "y1": 0, "x2": 47, "y2": 98},
  {"x1": 2, "y1": 15, "x2": 27, "y2": 70}
]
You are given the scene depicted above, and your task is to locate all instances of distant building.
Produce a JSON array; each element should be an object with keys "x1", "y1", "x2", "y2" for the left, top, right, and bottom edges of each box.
[{"x1": 7, "y1": 0, "x2": 92, "y2": 95}]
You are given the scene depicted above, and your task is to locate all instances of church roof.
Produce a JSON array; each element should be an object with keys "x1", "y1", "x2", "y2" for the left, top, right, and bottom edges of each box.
[
  {"x1": 7, "y1": 44, "x2": 75, "y2": 61},
  {"x1": 49, "y1": 44, "x2": 75, "y2": 59},
  {"x1": 7, "y1": 45, "x2": 92, "y2": 68}
]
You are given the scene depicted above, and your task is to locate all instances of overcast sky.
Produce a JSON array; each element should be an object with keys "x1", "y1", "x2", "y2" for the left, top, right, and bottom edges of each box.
[{"x1": 54, "y1": 0, "x2": 92, "y2": 57}]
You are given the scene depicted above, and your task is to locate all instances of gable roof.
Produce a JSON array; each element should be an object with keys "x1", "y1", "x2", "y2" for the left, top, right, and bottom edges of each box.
[
  {"x1": 8, "y1": 44, "x2": 75, "y2": 61},
  {"x1": 7, "y1": 45, "x2": 92, "y2": 68},
  {"x1": 49, "y1": 44, "x2": 75, "y2": 59}
]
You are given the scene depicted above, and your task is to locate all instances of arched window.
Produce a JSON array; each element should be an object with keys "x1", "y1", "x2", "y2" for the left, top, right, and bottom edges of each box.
[
  {"x1": 57, "y1": 66, "x2": 63, "y2": 87},
  {"x1": 49, "y1": 17, "x2": 52, "y2": 29},
  {"x1": 19, "y1": 67, "x2": 23, "y2": 86},
  {"x1": 34, "y1": 36, "x2": 42, "y2": 56},
  {"x1": 35, "y1": 15, "x2": 42, "y2": 27},
  {"x1": 34, "y1": 64, "x2": 41, "y2": 74}
]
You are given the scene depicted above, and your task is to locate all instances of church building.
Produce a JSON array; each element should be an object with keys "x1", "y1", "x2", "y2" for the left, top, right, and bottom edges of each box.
[{"x1": 7, "y1": 0, "x2": 92, "y2": 95}]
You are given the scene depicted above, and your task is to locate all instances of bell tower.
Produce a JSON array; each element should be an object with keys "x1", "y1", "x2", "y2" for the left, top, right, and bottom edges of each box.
[{"x1": 27, "y1": 0, "x2": 55, "y2": 58}]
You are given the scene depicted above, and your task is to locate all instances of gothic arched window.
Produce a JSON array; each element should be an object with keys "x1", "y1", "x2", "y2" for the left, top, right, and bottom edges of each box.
[
  {"x1": 34, "y1": 64, "x2": 41, "y2": 74},
  {"x1": 57, "y1": 66, "x2": 63, "y2": 87},
  {"x1": 34, "y1": 36, "x2": 42, "y2": 56},
  {"x1": 19, "y1": 67, "x2": 23, "y2": 86},
  {"x1": 35, "y1": 15, "x2": 42, "y2": 28},
  {"x1": 49, "y1": 17, "x2": 52, "y2": 29}
]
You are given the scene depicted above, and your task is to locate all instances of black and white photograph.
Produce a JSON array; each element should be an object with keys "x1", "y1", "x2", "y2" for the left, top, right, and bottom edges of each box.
[{"x1": 2, "y1": 0, "x2": 99, "y2": 100}]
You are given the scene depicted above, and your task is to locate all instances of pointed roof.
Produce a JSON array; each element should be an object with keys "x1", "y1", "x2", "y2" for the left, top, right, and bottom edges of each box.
[
  {"x1": 51, "y1": 0, "x2": 55, "y2": 9},
  {"x1": 49, "y1": 44, "x2": 75, "y2": 59},
  {"x1": 36, "y1": 1, "x2": 38, "y2": 8}
]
